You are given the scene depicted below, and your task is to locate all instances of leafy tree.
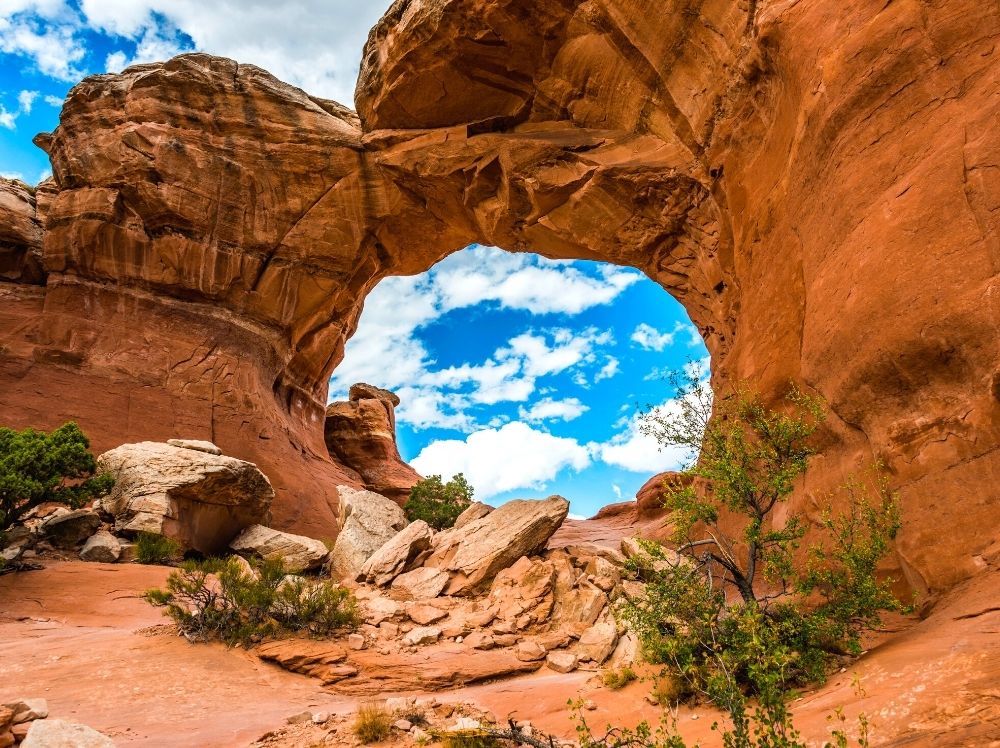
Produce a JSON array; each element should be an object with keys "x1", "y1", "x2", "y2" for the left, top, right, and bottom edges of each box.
[
  {"x1": 0, "y1": 422, "x2": 113, "y2": 533},
  {"x1": 404, "y1": 473, "x2": 474, "y2": 530},
  {"x1": 605, "y1": 369, "x2": 903, "y2": 746}
]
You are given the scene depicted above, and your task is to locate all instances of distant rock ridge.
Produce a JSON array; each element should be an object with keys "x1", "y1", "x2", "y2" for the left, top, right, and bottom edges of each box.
[{"x1": 0, "y1": 0, "x2": 997, "y2": 599}]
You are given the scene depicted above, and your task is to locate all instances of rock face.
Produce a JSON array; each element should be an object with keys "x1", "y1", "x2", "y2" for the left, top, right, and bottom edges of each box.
[
  {"x1": 325, "y1": 384, "x2": 421, "y2": 504},
  {"x1": 328, "y1": 486, "x2": 407, "y2": 580},
  {"x1": 425, "y1": 496, "x2": 570, "y2": 594},
  {"x1": 97, "y1": 440, "x2": 273, "y2": 554},
  {"x1": 229, "y1": 525, "x2": 329, "y2": 572},
  {"x1": 357, "y1": 519, "x2": 433, "y2": 585},
  {"x1": 1, "y1": 0, "x2": 998, "y2": 600}
]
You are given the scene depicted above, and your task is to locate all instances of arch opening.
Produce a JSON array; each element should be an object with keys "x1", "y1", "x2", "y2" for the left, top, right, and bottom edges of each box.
[{"x1": 327, "y1": 243, "x2": 710, "y2": 517}]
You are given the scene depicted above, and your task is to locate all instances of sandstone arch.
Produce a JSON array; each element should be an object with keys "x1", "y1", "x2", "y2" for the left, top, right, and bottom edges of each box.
[{"x1": 0, "y1": 0, "x2": 997, "y2": 599}]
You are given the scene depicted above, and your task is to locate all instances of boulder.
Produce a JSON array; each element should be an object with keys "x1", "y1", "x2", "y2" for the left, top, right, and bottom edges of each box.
[
  {"x1": 489, "y1": 556, "x2": 555, "y2": 625},
  {"x1": 4, "y1": 700, "x2": 47, "y2": 724},
  {"x1": 39, "y1": 510, "x2": 100, "y2": 549},
  {"x1": 357, "y1": 520, "x2": 433, "y2": 586},
  {"x1": 230, "y1": 525, "x2": 329, "y2": 573},
  {"x1": 402, "y1": 626, "x2": 441, "y2": 646},
  {"x1": 453, "y1": 502, "x2": 494, "y2": 529},
  {"x1": 324, "y1": 384, "x2": 421, "y2": 503},
  {"x1": 425, "y1": 497, "x2": 570, "y2": 594},
  {"x1": 554, "y1": 583, "x2": 608, "y2": 626},
  {"x1": 328, "y1": 486, "x2": 407, "y2": 580},
  {"x1": 21, "y1": 719, "x2": 115, "y2": 748},
  {"x1": 577, "y1": 622, "x2": 618, "y2": 664},
  {"x1": 79, "y1": 531, "x2": 121, "y2": 563},
  {"x1": 362, "y1": 596, "x2": 401, "y2": 626},
  {"x1": 97, "y1": 441, "x2": 272, "y2": 554},
  {"x1": 407, "y1": 603, "x2": 448, "y2": 625},
  {"x1": 390, "y1": 566, "x2": 450, "y2": 600},
  {"x1": 546, "y1": 651, "x2": 578, "y2": 673},
  {"x1": 515, "y1": 640, "x2": 547, "y2": 662}
]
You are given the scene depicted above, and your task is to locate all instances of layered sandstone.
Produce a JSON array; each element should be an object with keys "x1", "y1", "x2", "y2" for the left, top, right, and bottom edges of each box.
[
  {"x1": 324, "y1": 383, "x2": 420, "y2": 503},
  {"x1": 0, "y1": 0, "x2": 997, "y2": 600}
]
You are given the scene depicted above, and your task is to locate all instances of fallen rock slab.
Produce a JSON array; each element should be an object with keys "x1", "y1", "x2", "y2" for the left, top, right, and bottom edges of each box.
[
  {"x1": 577, "y1": 622, "x2": 618, "y2": 664},
  {"x1": 21, "y1": 719, "x2": 115, "y2": 748},
  {"x1": 79, "y1": 531, "x2": 121, "y2": 563},
  {"x1": 40, "y1": 510, "x2": 100, "y2": 549},
  {"x1": 357, "y1": 520, "x2": 432, "y2": 585},
  {"x1": 328, "y1": 486, "x2": 407, "y2": 580},
  {"x1": 4, "y1": 699, "x2": 47, "y2": 724},
  {"x1": 453, "y1": 502, "x2": 494, "y2": 529},
  {"x1": 546, "y1": 651, "x2": 578, "y2": 673},
  {"x1": 97, "y1": 441, "x2": 273, "y2": 554},
  {"x1": 425, "y1": 496, "x2": 570, "y2": 595},
  {"x1": 229, "y1": 525, "x2": 329, "y2": 572},
  {"x1": 391, "y1": 566, "x2": 449, "y2": 600},
  {"x1": 256, "y1": 641, "x2": 357, "y2": 685}
]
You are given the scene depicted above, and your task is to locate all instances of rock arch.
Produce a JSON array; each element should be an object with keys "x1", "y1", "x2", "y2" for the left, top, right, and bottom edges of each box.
[{"x1": 0, "y1": 0, "x2": 997, "y2": 598}]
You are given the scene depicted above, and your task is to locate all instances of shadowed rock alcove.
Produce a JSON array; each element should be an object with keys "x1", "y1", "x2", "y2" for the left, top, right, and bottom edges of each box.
[{"x1": 0, "y1": 0, "x2": 997, "y2": 601}]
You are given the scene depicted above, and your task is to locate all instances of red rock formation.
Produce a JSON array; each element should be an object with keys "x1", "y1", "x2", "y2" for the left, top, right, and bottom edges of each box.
[
  {"x1": 325, "y1": 383, "x2": 420, "y2": 504},
  {"x1": 0, "y1": 0, "x2": 997, "y2": 600}
]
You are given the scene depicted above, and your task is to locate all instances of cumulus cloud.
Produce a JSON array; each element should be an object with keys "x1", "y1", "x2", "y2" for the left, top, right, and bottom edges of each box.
[
  {"x1": 0, "y1": 88, "x2": 41, "y2": 129},
  {"x1": 518, "y1": 397, "x2": 589, "y2": 423},
  {"x1": 330, "y1": 246, "x2": 628, "y2": 431},
  {"x1": 79, "y1": 0, "x2": 389, "y2": 103},
  {"x1": 630, "y1": 321, "x2": 702, "y2": 352},
  {"x1": 412, "y1": 421, "x2": 591, "y2": 499},
  {"x1": 0, "y1": 5, "x2": 87, "y2": 81}
]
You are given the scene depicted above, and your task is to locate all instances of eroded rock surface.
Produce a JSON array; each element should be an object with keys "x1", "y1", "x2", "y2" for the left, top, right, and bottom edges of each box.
[
  {"x1": 0, "y1": 0, "x2": 997, "y2": 599},
  {"x1": 98, "y1": 440, "x2": 273, "y2": 554},
  {"x1": 230, "y1": 524, "x2": 330, "y2": 572},
  {"x1": 325, "y1": 384, "x2": 421, "y2": 505},
  {"x1": 328, "y1": 486, "x2": 407, "y2": 580}
]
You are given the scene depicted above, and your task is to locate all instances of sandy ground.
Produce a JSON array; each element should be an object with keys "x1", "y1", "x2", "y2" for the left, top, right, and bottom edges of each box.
[{"x1": 1, "y1": 561, "x2": 998, "y2": 747}]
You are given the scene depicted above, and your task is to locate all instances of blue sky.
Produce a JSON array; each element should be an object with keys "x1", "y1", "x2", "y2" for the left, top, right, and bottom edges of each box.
[{"x1": 1, "y1": 1, "x2": 709, "y2": 517}]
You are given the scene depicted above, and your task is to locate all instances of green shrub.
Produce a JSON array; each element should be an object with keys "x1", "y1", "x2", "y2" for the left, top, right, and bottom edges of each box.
[
  {"x1": 0, "y1": 422, "x2": 113, "y2": 533},
  {"x1": 602, "y1": 666, "x2": 638, "y2": 690},
  {"x1": 603, "y1": 371, "x2": 904, "y2": 746},
  {"x1": 404, "y1": 473, "x2": 474, "y2": 530},
  {"x1": 135, "y1": 532, "x2": 183, "y2": 564},
  {"x1": 353, "y1": 702, "x2": 392, "y2": 744},
  {"x1": 144, "y1": 556, "x2": 360, "y2": 646}
]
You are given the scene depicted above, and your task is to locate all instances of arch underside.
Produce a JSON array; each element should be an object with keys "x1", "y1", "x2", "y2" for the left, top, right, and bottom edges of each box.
[{"x1": 0, "y1": 0, "x2": 997, "y2": 599}]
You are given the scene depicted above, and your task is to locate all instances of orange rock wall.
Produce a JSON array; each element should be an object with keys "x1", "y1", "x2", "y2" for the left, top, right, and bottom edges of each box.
[{"x1": 0, "y1": 0, "x2": 997, "y2": 597}]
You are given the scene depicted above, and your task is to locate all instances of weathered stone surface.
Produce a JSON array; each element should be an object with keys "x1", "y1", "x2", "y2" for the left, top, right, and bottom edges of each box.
[
  {"x1": 402, "y1": 626, "x2": 441, "y2": 646},
  {"x1": 426, "y1": 497, "x2": 570, "y2": 594},
  {"x1": 325, "y1": 384, "x2": 420, "y2": 504},
  {"x1": 515, "y1": 640, "x2": 546, "y2": 662},
  {"x1": 39, "y1": 510, "x2": 100, "y2": 549},
  {"x1": 79, "y1": 531, "x2": 121, "y2": 563},
  {"x1": 407, "y1": 603, "x2": 448, "y2": 625},
  {"x1": 255, "y1": 641, "x2": 357, "y2": 685},
  {"x1": 21, "y1": 719, "x2": 115, "y2": 748},
  {"x1": 577, "y1": 622, "x2": 618, "y2": 664},
  {"x1": 4, "y1": 700, "x2": 47, "y2": 725},
  {"x1": 0, "y1": 179, "x2": 44, "y2": 284},
  {"x1": 390, "y1": 566, "x2": 449, "y2": 600},
  {"x1": 453, "y1": 502, "x2": 494, "y2": 530},
  {"x1": 546, "y1": 651, "x2": 578, "y2": 674},
  {"x1": 357, "y1": 520, "x2": 433, "y2": 586},
  {"x1": 489, "y1": 556, "x2": 555, "y2": 625},
  {"x1": 166, "y1": 439, "x2": 222, "y2": 456},
  {"x1": 229, "y1": 525, "x2": 329, "y2": 573},
  {"x1": 1, "y1": 0, "x2": 998, "y2": 600},
  {"x1": 97, "y1": 441, "x2": 272, "y2": 554},
  {"x1": 328, "y1": 486, "x2": 407, "y2": 580}
]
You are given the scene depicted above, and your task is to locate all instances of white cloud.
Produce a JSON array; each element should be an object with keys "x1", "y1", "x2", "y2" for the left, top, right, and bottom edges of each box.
[
  {"x1": 593, "y1": 382, "x2": 711, "y2": 473},
  {"x1": 17, "y1": 89, "x2": 37, "y2": 113},
  {"x1": 43, "y1": 93, "x2": 61, "y2": 107},
  {"x1": 0, "y1": 12, "x2": 87, "y2": 81},
  {"x1": 612, "y1": 484, "x2": 623, "y2": 499},
  {"x1": 79, "y1": 0, "x2": 390, "y2": 104},
  {"x1": 1, "y1": 170, "x2": 24, "y2": 180},
  {"x1": 412, "y1": 421, "x2": 591, "y2": 500},
  {"x1": 595, "y1": 356, "x2": 619, "y2": 382},
  {"x1": 519, "y1": 397, "x2": 588, "y2": 423},
  {"x1": 330, "y1": 247, "x2": 626, "y2": 431},
  {"x1": 630, "y1": 321, "x2": 703, "y2": 352}
]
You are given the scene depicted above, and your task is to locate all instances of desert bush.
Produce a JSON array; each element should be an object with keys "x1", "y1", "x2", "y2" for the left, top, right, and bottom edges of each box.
[
  {"x1": 594, "y1": 370, "x2": 903, "y2": 746},
  {"x1": 0, "y1": 422, "x2": 113, "y2": 534},
  {"x1": 135, "y1": 532, "x2": 183, "y2": 564},
  {"x1": 602, "y1": 666, "x2": 639, "y2": 690},
  {"x1": 404, "y1": 473, "x2": 474, "y2": 530},
  {"x1": 353, "y1": 702, "x2": 392, "y2": 744},
  {"x1": 144, "y1": 556, "x2": 360, "y2": 646}
]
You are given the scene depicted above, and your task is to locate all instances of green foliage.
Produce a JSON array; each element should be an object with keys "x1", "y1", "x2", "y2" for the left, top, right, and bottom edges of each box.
[
  {"x1": 144, "y1": 556, "x2": 360, "y2": 646},
  {"x1": 353, "y1": 702, "x2": 392, "y2": 744},
  {"x1": 135, "y1": 532, "x2": 183, "y2": 564},
  {"x1": 602, "y1": 666, "x2": 639, "y2": 690},
  {"x1": 404, "y1": 473, "x2": 474, "y2": 530},
  {"x1": 0, "y1": 422, "x2": 113, "y2": 533},
  {"x1": 602, "y1": 371, "x2": 903, "y2": 747}
]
